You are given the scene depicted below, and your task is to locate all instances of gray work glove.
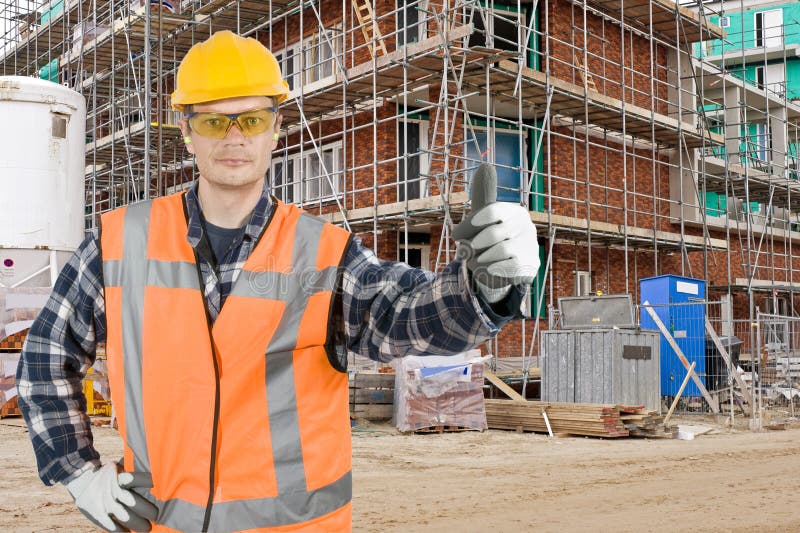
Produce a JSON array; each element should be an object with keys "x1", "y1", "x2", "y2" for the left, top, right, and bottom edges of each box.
[
  {"x1": 453, "y1": 163, "x2": 540, "y2": 303},
  {"x1": 65, "y1": 463, "x2": 157, "y2": 532}
]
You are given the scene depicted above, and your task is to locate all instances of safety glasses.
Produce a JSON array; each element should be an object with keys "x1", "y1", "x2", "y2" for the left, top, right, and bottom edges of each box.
[{"x1": 186, "y1": 107, "x2": 278, "y2": 139}]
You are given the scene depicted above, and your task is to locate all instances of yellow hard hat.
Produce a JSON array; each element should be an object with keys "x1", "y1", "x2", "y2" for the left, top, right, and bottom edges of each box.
[{"x1": 170, "y1": 31, "x2": 290, "y2": 111}]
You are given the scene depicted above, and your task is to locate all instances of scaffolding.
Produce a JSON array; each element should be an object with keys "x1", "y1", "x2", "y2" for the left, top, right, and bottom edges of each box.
[{"x1": 1, "y1": 0, "x2": 799, "y2": 384}]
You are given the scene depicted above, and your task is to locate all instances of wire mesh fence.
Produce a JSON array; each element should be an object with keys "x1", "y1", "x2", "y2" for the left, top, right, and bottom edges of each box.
[
  {"x1": 755, "y1": 312, "x2": 800, "y2": 421},
  {"x1": 634, "y1": 301, "x2": 799, "y2": 426}
]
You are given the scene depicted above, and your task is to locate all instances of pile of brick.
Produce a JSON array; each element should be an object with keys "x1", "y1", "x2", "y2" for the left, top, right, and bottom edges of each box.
[
  {"x1": 395, "y1": 354, "x2": 488, "y2": 433},
  {"x1": 0, "y1": 346, "x2": 24, "y2": 418},
  {"x1": 0, "y1": 329, "x2": 27, "y2": 351}
]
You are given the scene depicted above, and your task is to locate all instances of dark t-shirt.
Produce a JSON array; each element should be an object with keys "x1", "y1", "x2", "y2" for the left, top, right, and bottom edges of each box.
[{"x1": 204, "y1": 220, "x2": 246, "y2": 264}]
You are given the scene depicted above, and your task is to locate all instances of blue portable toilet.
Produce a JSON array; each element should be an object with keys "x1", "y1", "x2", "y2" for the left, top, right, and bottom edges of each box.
[{"x1": 640, "y1": 275, "x2": 706, "y2": 398}]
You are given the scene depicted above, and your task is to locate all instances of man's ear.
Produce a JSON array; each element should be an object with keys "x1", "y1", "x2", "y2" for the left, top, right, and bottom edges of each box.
[
  {"x1": 271, "y1": 113, "x2": 283, "y2": 151},
  {"x1": 179, "y1": 118, "x2": 195, "y2": 155}
]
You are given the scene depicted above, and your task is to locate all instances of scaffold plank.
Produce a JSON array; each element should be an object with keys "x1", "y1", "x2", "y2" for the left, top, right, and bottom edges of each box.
[
  {"x1": 314, "y1": 190, "x2": 725, "y2": 251},
  {"x1": 280, "y1": 24, "x2": 500, "y2": 125},
  {"x1": 585, "y1": 0, "x2": 725, "y2": 43},
  {"x1": 0, "y1": 0, "x2": 101, "y2": 70},
  {"x1": 701, "y1": 156, "x2": 800, "y2": 204},
  {"x1": 732, "y1": 279, "x2": 800, "y2": 291},
  {"x1": 195, "y1": 0, "x2": 290, "y2": 17},
  {"x1": 684, "y1": 217, "x2": 800, "y2": 248},
  {"x1": 192, "y1": 0, "x2": 293, "y2": 34},
  {"x1": 461, "y1": 60, "x2": 724, "y2": 149},
  {"x1": 85, "y1": 121, "x2": 182, "y2": 165},
  {"x1": 532, "y1": 211, "x2": 727, "y2": 251},
  {"x1": 60, "y1": 8, "x2": 188, "y2": 71}
]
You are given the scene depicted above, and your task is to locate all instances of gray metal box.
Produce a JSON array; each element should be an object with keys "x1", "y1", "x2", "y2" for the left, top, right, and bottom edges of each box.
[
  {"x1": 559, "y1": 295, "x2": 636, "y2": 329},
  {"x1": 541, "y1": 328, "x2": 661, "y2": 412}
]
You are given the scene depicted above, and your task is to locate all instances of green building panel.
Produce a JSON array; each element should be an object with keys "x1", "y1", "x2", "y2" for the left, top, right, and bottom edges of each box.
[
  {"x1": 695, "y1": 2, "x2": 800, "y2": 215},
  {"x1": 700, "y1": 3, "x2": 800, "y2": 56},
  {"x1": 697, "y1": 3, "x2": 800, "y2": 99}
]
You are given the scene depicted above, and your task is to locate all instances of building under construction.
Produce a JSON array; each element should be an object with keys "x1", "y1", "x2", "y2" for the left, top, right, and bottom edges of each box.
[{"x1": 1, "y1": 0, "x2": 798, "y2": 372}]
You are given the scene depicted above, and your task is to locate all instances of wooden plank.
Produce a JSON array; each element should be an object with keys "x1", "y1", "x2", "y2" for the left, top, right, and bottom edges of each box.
[
  {"x1": 60, "y1": 9, "x2": 188, "y2": 69},
  {"x1": 704, "y1": 318, "x2": 753, "y2": 409},
  {"x1": 348, "y1": 372, "x2": 395, "y2": 389},
  {"x1": 349, "y1": 388, "x2": 394, "y2": 404},
  {"x1": 495, "y1": 367, "x2": 542, "y2": 380},
  {"x1": 318, "y1": 184, "x2": 724, "y2": 251},
  {"x1": 484, "y1": 399, "x2": 631, "y2": 438},
  {"x1": 484, "y1": 400, "x2": 672, "y2": 438},
  {"x1": 585, "y1": 0, "x2": 724, "y2": 42},
  {"x1": 484, "y1": 370, "x2": 525, "y2": 401},
  {"x1": 281, "y1": 25, "x2": 477, "y2": 125},
  {"x1": 350, "y1": 403, "x2": 393, "y2": 420},
  {"x1": 641, "y1": 301, "x2": 719, "y2": 413},
  {"x1": 317, "y1": 190, "x2": 469, "y2": 225},
  {"x1": 528, "y1": 208, "x2": 727, "y2": 251},
  {"x1": 663, "y1": 361, "x2": 696, "y2": 425},
  {"x1": 466, "y1": 60, "x2": 725, "y2": 149}
]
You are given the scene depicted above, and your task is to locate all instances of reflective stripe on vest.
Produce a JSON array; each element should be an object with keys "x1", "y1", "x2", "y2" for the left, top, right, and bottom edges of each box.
[{"x1": 100, "y1": 193, "x2": 353, "y2": 532}]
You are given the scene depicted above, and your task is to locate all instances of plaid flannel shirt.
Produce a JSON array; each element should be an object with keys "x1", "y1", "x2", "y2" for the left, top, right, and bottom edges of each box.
[{"x1": 16, "y1": 184, "x2": 524, "y2": 485}]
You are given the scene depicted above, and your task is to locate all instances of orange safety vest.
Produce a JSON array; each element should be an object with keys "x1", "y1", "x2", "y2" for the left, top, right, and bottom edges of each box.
[{"x1": 99, "y1": 192, "x2": 353, "y2": 532}]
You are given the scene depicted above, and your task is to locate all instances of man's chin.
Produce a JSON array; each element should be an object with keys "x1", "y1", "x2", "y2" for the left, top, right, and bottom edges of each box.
[{"x1": 201, "y1": 174, "x2": 264, "y2": 190}]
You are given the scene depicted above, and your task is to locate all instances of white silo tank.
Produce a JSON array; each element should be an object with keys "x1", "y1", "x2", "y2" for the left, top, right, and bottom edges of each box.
[{"x1": 0, "y1": 76, "x2": 86, "y2": 289}]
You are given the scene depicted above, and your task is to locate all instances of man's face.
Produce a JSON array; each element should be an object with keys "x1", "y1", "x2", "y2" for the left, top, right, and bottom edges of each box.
[{"x1": 180, "y1": 95, "x2": 280, "y2": 191}]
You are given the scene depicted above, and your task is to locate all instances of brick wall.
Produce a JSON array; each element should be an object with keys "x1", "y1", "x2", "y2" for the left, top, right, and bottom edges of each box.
[
  {"x1": 545, "y1": 0, "x2": 669, "y2": 114},
  {"x1": 261, "y1": 0, "x2": 399, "y2": 68},
  {"x1": 262, "y1": 0, "x2": 343, "y2": 55},
  {"x1": 547, "y1": 128, "x2": 666, "y2": 225},
  {"x1": 427, "y1": 83, "x2": 467, "y2": 198},
  {"x1": 544, "y1": 126, "x2": 714, "y2": 250},
  {"x1": 260, "y1": 2, "x2": 800, "y2": 362}
]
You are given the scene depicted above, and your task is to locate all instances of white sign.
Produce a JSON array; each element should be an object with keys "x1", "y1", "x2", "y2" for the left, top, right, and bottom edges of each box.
[{"x1": 676, "y1": 281, "x2": 699, "y2": 295}]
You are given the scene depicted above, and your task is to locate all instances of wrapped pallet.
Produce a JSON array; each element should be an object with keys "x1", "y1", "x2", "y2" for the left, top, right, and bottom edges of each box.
[
  {"x1": 1, "y1": 352, "x2": 21, "y2": 417},
  {"x1": 393, "y1": 350, "x2": 488, "y2": 433}
]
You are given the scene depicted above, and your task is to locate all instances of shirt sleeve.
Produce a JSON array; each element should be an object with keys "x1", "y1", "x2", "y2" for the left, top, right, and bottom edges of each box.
[
  {"x1": 339, "y1": 234, "x2": 522, "y2": 362},
  {"x1": 15, "y1": 230, "x2": 106, "y2": 486}
]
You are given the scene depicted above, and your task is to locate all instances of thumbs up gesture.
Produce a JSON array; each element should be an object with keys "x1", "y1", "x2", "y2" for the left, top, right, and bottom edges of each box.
[{"x1": 453, "y1": 163, "x2": 541, "y2": 304}]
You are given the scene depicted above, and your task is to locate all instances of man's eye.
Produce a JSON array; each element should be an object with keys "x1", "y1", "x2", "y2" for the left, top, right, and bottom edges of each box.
[
  {"x1": 205, "y1": 118, "x2": 221, "y2": 127},
  {"x1": 245, "y1": 117, "x2": 262, "y2": 126}
]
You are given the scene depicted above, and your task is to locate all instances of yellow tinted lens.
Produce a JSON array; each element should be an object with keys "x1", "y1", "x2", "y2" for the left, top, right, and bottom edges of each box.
[
  {"x1": 235, "y1": 109, "x2": 275, "y2": 136},
  {"x1": 189, "y1": 113, "x2": 233, "y2": 138}
]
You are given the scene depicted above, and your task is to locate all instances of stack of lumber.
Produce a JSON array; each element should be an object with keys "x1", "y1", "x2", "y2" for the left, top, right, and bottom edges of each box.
[
  {"x1": 349, "y1": 372, "x2": 395, "y2": 421},
  {"x1": 619, "y1": 406, "x2": 676, "y2": 438},
  {"x1": 485, "y1": 399, "x2": 630, "y2": 437},
  {"x1": 486, "y1": 399, "x2": 677, "y2": 438}
]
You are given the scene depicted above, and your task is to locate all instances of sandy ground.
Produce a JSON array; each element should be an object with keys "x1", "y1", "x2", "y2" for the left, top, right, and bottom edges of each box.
[{"x1": 2, "y1": 418, "x2": 799, "y2": 532}]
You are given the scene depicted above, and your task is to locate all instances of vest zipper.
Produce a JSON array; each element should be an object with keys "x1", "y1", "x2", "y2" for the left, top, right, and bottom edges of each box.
[
  {"x1": 201, "y1": 323, "x2": 221, "y2": 532},
  {"x1": 187, "y1": 250, "x2": 221, "y2": 532},
  {"x1": 191, "y1": 260, "x2": 221, "y2": 533},
  {"x1": 183, "y1": 193, "x2": 224, "y2": 531},
  {"x1": 180, "y1": 192, "x2": 278, "y2": 531}
]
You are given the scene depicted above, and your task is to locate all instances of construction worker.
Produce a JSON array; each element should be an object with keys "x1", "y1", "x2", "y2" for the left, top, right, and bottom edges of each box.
[{"x1": 16, "y1": 31, "x2": 540, "y2": 532}]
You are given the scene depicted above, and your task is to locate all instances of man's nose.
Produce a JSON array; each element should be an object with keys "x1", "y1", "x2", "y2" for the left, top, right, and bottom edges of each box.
[{"x1": 224, "y1": 121, "x2": 246, "y2": 141}]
